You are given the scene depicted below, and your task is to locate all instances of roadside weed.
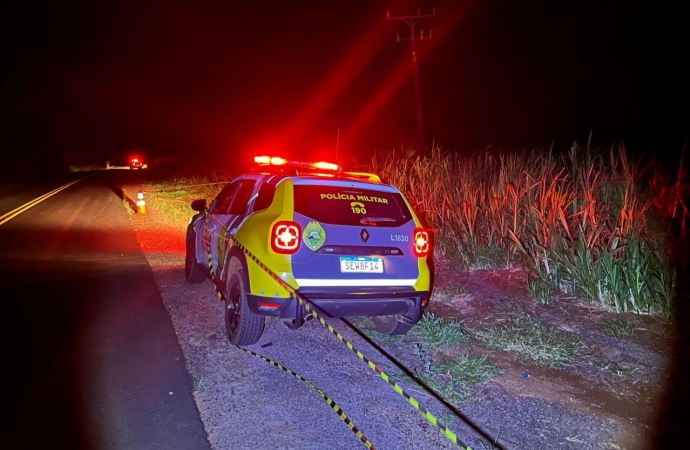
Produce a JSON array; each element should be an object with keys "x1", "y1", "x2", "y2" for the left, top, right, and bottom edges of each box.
[
  {"x1": 362, "y1": 395, "x2": 380, "y2": 417},
  {"x1": 193, "y1": 374, "x2": 204, "y2": 390},
  {"x1": 412, "y1": 342, "x2": 467, "y2": 402},
  {"x1": 415, "y1": 313, "x2": 468, "y2": 349},
  {"x1": 475, "y1": 310, "x2": 588, "y2": 367},
  {"x1": 436, "y1": 352, "x2": 503, "y2": 385},
  {"x1": 353, "y1": 316, "x2": 497, "y2": 403},
  {"x1": 586, "y1": 359, "x2": 639, "y2": 378},
  {"x1": 137, "y1": 177, "x2": 227, "y2": 220},
  {"x1": 437, "y1": 411, "x2": 458, "y2": 427},
  {"x1": 603, "y1": 319, "x2": 637, "y2": 338},
  {"x1": 410, "y1": 337, "x2": 503, "y2": 403}
]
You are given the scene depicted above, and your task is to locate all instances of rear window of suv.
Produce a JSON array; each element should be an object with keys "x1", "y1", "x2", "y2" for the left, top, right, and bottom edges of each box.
[{"x1": 294, "y1": 185, "x2": 413, "y2": 227}]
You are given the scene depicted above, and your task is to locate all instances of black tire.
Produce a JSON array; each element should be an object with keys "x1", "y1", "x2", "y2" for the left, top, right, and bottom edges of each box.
[
  {"x1": 224, "y1": 267, "x2": 265, "y2": 346},
  {"x1": 185, "y1": 227, "x2": 206, "y2": 283},
  {"x1": 373, "y1": 315, "x2": 413, "y2": 335}
]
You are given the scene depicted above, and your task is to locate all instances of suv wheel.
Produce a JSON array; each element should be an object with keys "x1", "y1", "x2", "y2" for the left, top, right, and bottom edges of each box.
[
  {"x1": 184, "y1": 227, "x2": 206, "y2": 283},
  {"x1": 224, "y1": 267, "x2": 265, "y2": 346},
  {"x1": 373, "y1": 315, "x2": 413, "y2": 335}
]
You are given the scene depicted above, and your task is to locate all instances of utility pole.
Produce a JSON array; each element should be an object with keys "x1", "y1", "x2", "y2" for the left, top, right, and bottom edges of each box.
[{"x1": 387, "y1": 8, "x2": 435, "y2": 155}]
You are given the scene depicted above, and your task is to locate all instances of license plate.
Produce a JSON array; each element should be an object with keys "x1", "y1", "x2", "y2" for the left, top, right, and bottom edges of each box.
[{"x1": 340, "y1": 257, "x2": 383, "y2": 273}]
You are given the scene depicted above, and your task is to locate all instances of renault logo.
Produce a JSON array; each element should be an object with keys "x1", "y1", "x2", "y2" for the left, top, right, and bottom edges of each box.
[{"x1": 360, "y1": 229, "x2": 369, "y2": 243}]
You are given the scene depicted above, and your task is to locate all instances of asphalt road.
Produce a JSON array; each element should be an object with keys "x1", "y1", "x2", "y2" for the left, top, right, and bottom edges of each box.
[{"x1": 0, "y1": 171, "x2": 210, "y2": 449}]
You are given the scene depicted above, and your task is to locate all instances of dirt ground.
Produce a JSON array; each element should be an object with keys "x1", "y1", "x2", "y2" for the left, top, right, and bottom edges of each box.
[{"x1": 428, "y1": 262, "x2": 672, "y2": 449}]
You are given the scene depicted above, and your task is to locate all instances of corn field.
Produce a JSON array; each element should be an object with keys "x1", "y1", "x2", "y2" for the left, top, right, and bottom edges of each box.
[{"x1": 371, "y1": 144, "x2": 688, "y2": 316}]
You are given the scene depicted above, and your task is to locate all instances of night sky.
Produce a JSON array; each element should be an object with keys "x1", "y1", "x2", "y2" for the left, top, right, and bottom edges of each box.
[{"x1": 1, "y1": 0, "x2": 688, "y2": 173}]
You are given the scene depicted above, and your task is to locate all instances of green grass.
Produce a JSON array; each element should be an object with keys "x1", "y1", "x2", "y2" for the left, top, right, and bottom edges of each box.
[
  {"x1": 436, "y1": 352, "x2": 503, "y2": 385},
  {"x1": 411, "y1": 342, "x2": 465, "y2": 401},
  {"x1": 410, "y1": 342, "x2": 501, "y2": 402},
  {"x1": 156, "y1": 188, "x2": 191, "y2": 199},
  {"x1": 356, "y1": 313, "x2": 468, "y2": 349},
  {"x1": 587, "y1": 360, "x2": 639, "y2": 378},
  {"x1": 474, "y1": 309, "x2": 588, "y2": 367},
  {"x1": 193, "y1": 374, "x2": 204, "y2": 390},
  {"x1": 603, "y1": 318, "x2": 637, "y2": 338},
  {"x1": 148, "y1": 196, "x2": 192, "y2": 221},
  {"x1": 136, "y1": 177, "x2": 228, "y2": 222},
  {"x1": 351, "y1": 315, "x2": 499, "y2": 402},
  {"x1": 414, "y1": 313, "x2": 468, "y2": 349},
  {"x1": 437, "y1": 411, "x2": 458, "y2": 427}
]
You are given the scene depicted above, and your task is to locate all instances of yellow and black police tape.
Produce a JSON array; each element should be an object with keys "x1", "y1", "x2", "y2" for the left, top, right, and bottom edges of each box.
[
  {"x1": 207, "y1": 251, "x2": 376, "y2": 449},
  {"x1": 206, "y1": 222, "x2": 476, "y2": 450}
]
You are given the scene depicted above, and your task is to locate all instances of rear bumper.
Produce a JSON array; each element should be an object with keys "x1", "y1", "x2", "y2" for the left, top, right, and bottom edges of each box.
[{"x1": 247, "y1": 287, "x2": 430, "y2": 324}]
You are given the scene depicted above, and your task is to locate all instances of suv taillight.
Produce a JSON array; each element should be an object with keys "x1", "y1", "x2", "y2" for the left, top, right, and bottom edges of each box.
[
  {"x1": 413, "y1": 228, "x2": 430, "y2": 257},
  {"x1": 271, "y1": 221, "x2": 301, "y2": 254}
]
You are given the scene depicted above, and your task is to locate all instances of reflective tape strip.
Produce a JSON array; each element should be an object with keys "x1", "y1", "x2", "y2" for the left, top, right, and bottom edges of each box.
[
  {"x1": 223, "y1": 234, "x2": 472, "y2": 449},
  {"x1": 206, "y1": 250, "x2": 375, "y2": 449},
  {"x1": 238, "y1": 346, "x2": 375, "y2": 449},
  {"x1": 207, "y1": 251, "x2": 225, "y2": 302}
]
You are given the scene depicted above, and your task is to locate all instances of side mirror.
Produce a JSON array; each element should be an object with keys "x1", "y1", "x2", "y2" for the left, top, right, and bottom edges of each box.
[{"x1": 191, "y1": 199, "x2": 207, "y2": 212}]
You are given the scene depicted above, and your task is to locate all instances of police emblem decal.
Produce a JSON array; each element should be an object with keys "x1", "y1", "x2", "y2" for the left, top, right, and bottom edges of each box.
[{"x1": 303, "y1": 221, "x2": 326, "y2": 251}]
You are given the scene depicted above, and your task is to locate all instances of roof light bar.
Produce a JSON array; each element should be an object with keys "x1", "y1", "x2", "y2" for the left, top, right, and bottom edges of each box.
[
  {"x1": 253, "y1": 155, "x2": 341, "y2": 172},
  {"x1": 343, "y1": 171, "x2": 382, "y2": 183},
  {"x1": 313, "y1": 161, "x2": 339, "y2": 171},
  {"x1": 254, "y1": 155, "x2": 287, "y2": 165}
]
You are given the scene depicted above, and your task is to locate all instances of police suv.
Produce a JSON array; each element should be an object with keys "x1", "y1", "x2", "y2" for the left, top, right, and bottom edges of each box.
[{"x1": 185, "y1": 156, "x2": 433, "y2": 345}]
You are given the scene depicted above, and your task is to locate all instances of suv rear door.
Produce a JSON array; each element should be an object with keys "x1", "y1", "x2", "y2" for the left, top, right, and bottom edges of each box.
[{"x1": 290, "y1": 179, "x2": 420, "y2": 288}]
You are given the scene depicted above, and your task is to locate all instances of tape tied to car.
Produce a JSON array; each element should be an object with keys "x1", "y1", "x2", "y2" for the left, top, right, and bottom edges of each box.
[
  {"x1": 206, "y1": 251, "x2": 376, "y2": 449},
  {"x1": 209, "y1": 229, "x2": 474, "y2": 449}
]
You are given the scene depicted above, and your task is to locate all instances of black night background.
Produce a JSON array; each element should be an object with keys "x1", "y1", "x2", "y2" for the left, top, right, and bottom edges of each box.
[{"x1": 1, "y1": 0, "x2": 688, "y2": 176}]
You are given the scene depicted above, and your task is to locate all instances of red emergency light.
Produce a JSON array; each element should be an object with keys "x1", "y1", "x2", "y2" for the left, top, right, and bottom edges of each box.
[{"x1": 253, "y1": 155, "x2": 340, "y2": 172}]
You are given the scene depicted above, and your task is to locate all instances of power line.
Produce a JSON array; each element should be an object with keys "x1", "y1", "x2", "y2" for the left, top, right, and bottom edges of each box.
[{"x1": 387, "y1": 8, "x2": 435, "y2": 154}]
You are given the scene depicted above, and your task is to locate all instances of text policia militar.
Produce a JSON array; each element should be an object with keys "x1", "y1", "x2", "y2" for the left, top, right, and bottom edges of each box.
[{"x1": 320, "y1": 193, "x2": 389, "y2": 204}]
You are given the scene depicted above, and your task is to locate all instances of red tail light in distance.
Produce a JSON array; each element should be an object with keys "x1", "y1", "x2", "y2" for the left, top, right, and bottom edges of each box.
[
  {"x1": 272, "y1": 221, "x2": 301, "y2": 254},
  {"x1": 413, "y1": 228, "x2": 430, "y2": 257}
]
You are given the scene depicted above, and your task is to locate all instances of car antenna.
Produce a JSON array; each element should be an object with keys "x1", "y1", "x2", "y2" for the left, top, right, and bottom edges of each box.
[{"x1": 335, "y1": 128, "x2": 340, "y2": 168}]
